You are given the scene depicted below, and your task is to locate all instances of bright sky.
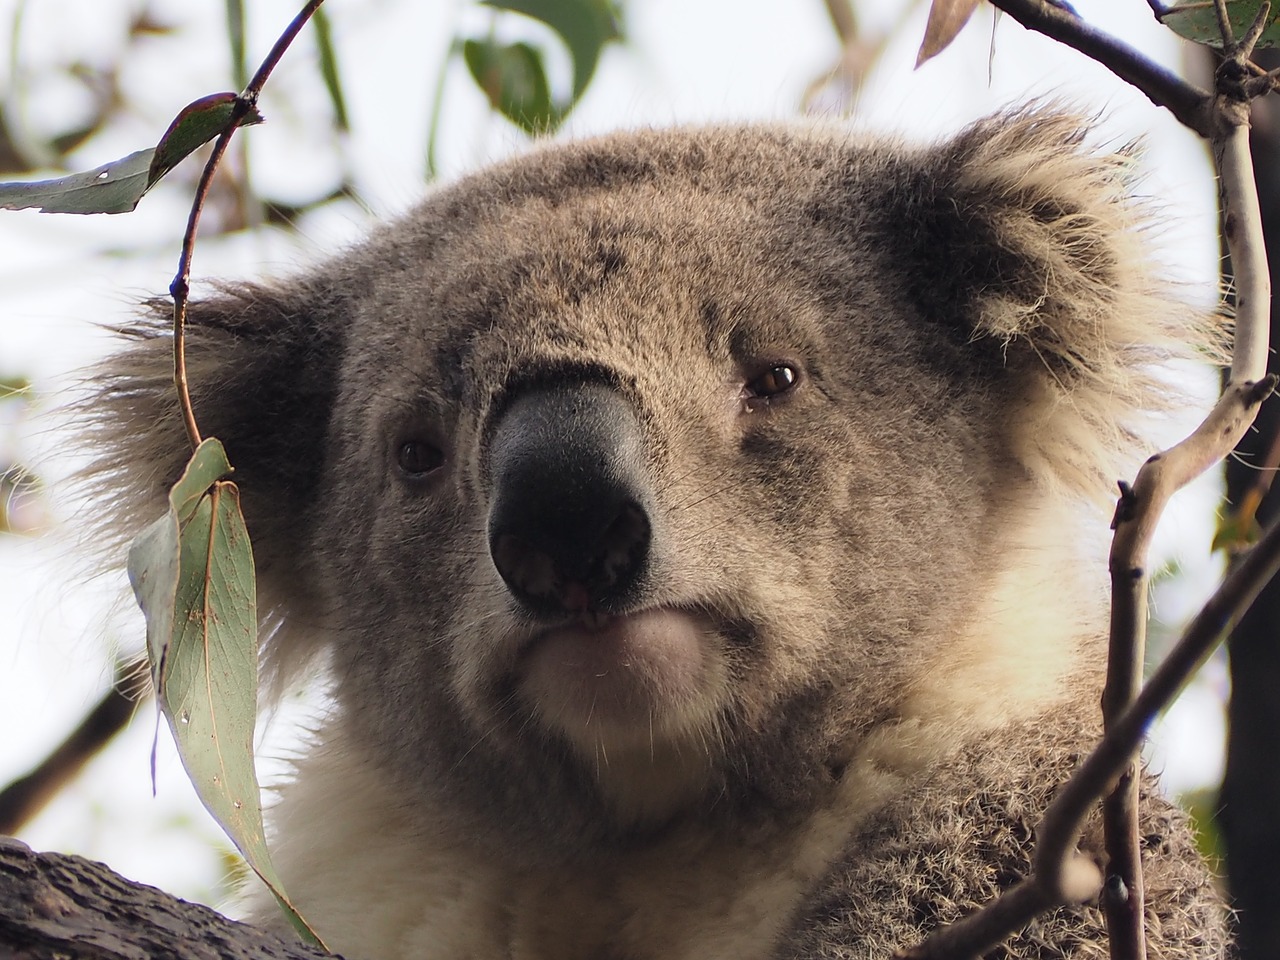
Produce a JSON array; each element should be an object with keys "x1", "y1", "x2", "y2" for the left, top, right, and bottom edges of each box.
[{"x1": 0, "y1": 0, "x2": 1228, "y2": 908}]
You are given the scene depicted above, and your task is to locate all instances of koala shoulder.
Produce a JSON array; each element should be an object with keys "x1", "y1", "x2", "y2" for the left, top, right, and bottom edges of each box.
[{"x1": 780, "y1": 703, "x2": 1227, "y2": 959}]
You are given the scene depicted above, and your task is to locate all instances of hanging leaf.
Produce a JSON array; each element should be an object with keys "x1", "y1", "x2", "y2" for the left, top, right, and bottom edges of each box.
[
  {"x1": 916, "y1": 0, "x2": 983, "y2": 68},
  {"x1": 1162, "y1": 0, "x2": 1280, "y2": 48},
  {"x1": 127, "y1": 438, "x2": 320, "y2": 945},
  {"x1": 0, "y1": 92, "x2": 261, "y2": 215},
  {"x1": 463, "y1": 38, "x2": 559, "y2": 134},
  {"x1": 482, "y1": 0, "x2": 622, "y2": 100}
]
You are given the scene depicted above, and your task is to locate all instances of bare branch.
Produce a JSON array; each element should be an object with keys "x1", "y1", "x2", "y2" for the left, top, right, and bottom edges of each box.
[
  {"x1": 0, "y1": 665, "x2": 140, "y2": 835},
  {"x1": 168, "y1": 0, "x2": 327, "y2": 451},
  {"x1": 987, "y1": 0, "x2": 1214, "y2": 136},
  {"x1": 1219, "y1": 123, "x2": 1272, "y2": 384},
  {"x1": 897, "y1": 4, "x2": 1278, "y2": 958},
  {"x1": 899, "y1": 447, "x2": 1280, "y2": 960}
]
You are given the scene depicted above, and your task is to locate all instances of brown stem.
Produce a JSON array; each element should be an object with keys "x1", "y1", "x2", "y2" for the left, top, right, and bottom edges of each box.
[
  {"x1": 987, "y1": 0, "x2": 1214, "y2": 136},
  {"x1": 168, "y1": 0, "x2": 326, "y2": 452},
  {"x1": 0, "y1": 664, "x2": 141, "y2": 835}
]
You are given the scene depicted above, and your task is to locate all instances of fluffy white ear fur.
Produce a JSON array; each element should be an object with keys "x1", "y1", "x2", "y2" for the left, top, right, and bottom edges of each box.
[{"x1": 937, "y1": 111, "x2": 1223, "y2": 501}]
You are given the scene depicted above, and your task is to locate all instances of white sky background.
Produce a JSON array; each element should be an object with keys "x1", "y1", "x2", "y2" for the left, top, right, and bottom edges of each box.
[{"x1": 0, "y1": 0, "x2": 1229, "y2": 908}]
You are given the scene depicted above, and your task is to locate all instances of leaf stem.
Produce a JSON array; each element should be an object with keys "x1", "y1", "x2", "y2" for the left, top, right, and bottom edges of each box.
[{"x1": 169, "y1": 0, "x2": 326, "y2": 451}]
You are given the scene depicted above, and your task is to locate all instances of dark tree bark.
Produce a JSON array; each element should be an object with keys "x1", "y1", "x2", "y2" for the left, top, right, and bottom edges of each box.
[
  {"x1": 0, "y1": 837, "x2": 338, "y2": 960},
  {"x1": 1220, "y1": 48, "x2": 1280, "y2": 960}
]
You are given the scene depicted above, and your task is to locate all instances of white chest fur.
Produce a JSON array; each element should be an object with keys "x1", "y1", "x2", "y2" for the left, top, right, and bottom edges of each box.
[{"x1": 240, "y1": 723, "x2": 921, "y2": 960}]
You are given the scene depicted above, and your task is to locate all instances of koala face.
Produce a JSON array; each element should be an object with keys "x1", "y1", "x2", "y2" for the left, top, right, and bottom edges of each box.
[
  {"x1": 299, "y1": 140, "x2": 1015, "y2": 847},
  {"x1": 91, "y1": 112, "x2": 1213, "y2": 865}
]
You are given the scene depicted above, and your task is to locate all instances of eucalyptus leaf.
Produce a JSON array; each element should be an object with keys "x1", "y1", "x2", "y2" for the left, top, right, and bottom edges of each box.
[
  {"x1": 148, "y1": 91, "x2": 263, "y2": 185},
  {"x1": 1161, "y1": 0, "x2": 1280, "y2": 47},
  {"x1": 464, "y1": 38, "x2": 559, "y2": 134},
  {"x1": 483, "y1": 0, "x2": 621, "y2": 99},
  {"x1": 126, "y1": 438, "x2": 320, "y2": 945},
  {"x1": 0, "y1": 91, "x2": 260, "y2": 215},
  {"x1": 0, "y1": 149, "x2": 154, "y2": 214}
]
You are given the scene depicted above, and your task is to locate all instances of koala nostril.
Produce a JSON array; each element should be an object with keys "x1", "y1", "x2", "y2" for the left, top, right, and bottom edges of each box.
[
  {"x1": 485, "y1": 381, "x2": 654, "y2": 618},
  {"x1": 491, "y1": 500, "x2": 650, "y2": 614}
]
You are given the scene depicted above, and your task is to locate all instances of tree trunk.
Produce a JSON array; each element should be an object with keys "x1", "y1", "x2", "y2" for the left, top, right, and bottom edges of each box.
[{"x1": 1220, "y1": 48, "x2": 1280, "y2": 960}]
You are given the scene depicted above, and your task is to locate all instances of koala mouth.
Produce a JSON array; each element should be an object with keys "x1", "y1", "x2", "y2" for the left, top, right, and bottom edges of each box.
[{"x1": 516, "y1": 606, "x2": 724, "y2": 753}]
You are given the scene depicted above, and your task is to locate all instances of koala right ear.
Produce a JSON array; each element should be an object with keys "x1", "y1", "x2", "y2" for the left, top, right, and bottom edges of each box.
[
  {"x1": 84, "y1": 278, "x2": 346, "y2": 635},
  {"x1": 847, "y1": 109, "x2": 1225, "y2": 499}
]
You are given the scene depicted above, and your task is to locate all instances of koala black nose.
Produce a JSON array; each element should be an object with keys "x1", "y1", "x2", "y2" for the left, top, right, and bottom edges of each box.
[{"x1": 486, "y1": 381, "x2": 652, "y2": 618}]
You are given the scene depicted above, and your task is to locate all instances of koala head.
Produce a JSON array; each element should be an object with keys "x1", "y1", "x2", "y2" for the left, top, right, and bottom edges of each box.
[{"x1": 89, "y1": 109, "x2": 1214, "y2": 859}]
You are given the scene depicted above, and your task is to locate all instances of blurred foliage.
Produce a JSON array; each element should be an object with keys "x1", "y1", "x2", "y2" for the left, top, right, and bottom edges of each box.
[
  {"x1": 0, "y1": 375, "x2": 43, "y2": 536},
  {"x1": 1180, "y1": 785, "x2": 1226, "y2": 877},
  {"x1": 0, "y1": 0, "x2": 625, "y2": 224},
  {"x1": 460, "y1": 0, "x2": 622, "y2": 134}
]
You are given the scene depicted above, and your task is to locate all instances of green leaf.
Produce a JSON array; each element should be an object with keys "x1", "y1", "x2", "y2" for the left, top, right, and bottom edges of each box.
[
  {"x1": 1161, "y1": 0, "x2": 1280, "y2": 47},
  {"x1": 0, "y1": 149, "x2": 155, "y2": 214},
  {"x1": 482, "y1": 0, "x2": 621, "y2": 100},
  {"x1": 1212, "y1": 501, "x2": 1263, "y2": 554},
  {"x1": 148, "y1": 92, "x2": 263, "y2": 186},
  {"x1": 463, "y1": 38, "x2": 559, "y2": 134},
  {"x1": 0, "y1": 91, "x2": 261, "y2": 215},
  {"x1": 313, "y1": 8, "x2": 350, "y2": 132},
  {"x1": 127, "y1": 438, "x2": 321, "y2": 946}
]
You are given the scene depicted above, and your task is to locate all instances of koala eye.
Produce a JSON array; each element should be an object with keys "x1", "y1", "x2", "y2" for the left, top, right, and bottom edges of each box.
[
  {"x1": 396, "y1": 440, "x2": 444, "y2": 477},
  {"x1": 745, "y1": 363, "x2": 800, "y2": 400}
]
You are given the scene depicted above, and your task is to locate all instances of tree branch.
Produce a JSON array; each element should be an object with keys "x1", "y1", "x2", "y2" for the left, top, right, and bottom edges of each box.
[
  {"x1": 988, "y1": 0, "x2": 1214, "y2": 136},
  {"x1": 899, "y1": 2, "x2": 1278, "y2": 958},
  {"x1": 0, "y1": 667, "x2": 139, "y2": 835},
  {"x1": 898, "y1": 474, "x2": 1280, "y2": 959},
  {"x1": 0, "y1": 837, "x2": 339, "y2": 960}
]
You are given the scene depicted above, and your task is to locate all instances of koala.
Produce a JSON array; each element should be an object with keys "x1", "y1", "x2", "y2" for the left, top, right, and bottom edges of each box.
[{"x1": 89, "y1": 108, "x2": 1227, "y2": 958}]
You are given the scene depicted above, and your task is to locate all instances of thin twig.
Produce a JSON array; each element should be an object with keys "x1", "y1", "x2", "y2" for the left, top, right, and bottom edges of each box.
[
  {"x1": 1100, "y1": 35, "x2": 1274, "y2": 931},
  {"x1": 168, "y1": 0, "x2": 326, "y2": 451},
  {"x1": 988, "y1": 0, "x2": 1214, "y2": 136}
]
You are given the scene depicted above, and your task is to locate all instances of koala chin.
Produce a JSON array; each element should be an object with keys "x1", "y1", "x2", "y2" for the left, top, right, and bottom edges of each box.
[{"x1": 90, "y1": 108, "x2": 1228, "y2": 958}]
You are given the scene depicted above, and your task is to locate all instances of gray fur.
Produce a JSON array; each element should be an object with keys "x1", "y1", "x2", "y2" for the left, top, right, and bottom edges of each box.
[{"x1": 86, "y1": 108, "x2": 1227, "y2": 958}]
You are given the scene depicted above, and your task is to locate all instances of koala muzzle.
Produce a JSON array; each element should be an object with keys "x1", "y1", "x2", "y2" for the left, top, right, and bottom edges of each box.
[{"x1": 486, "y1": 382, "x2": 652, "y2": 618}]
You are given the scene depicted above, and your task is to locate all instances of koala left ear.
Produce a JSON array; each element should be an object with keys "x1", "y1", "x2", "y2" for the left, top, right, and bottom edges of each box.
[
  {"x1": 81, "y1": 277, "x2": 348, "y2": 685},
  {"x1": 880, "y1": 108, "x2": 1224, "y2": 498}
]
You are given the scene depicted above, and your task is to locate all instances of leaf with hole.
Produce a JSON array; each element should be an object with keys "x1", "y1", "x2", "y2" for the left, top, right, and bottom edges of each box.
[
  {"x1": 0, "y1": 92, "x2": 261, "y2": 215},
  {"x1": 1161, "y1": 0, "x2": 1280, "y2": 47}
]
